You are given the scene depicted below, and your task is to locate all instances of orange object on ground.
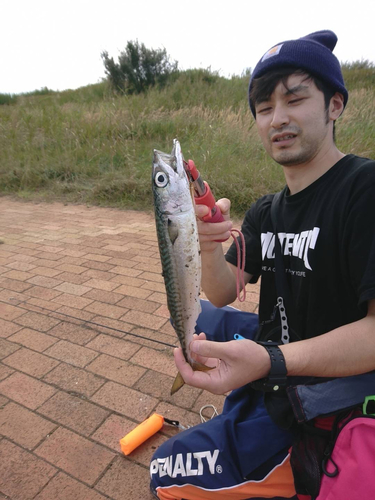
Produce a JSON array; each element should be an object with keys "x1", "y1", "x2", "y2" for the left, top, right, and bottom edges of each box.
[{"x1": 120, "y1": 413, "x2": 164, "y2": 455}]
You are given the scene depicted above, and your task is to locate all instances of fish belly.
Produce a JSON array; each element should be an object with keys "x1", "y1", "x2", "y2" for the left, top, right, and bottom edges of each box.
[{"x1": 157, "y1": 211, "x2": 201, "y2": 364}]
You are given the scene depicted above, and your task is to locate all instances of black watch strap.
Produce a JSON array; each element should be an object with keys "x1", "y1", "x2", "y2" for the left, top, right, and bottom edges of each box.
[{"x1": 251, "y1": 342, "x2": 287, "y2": 392}]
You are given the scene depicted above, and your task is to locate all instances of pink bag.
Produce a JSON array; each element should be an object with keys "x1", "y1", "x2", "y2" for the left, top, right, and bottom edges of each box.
[{"x1": 317, "y1": 416, "x2": 375, "y2": 500}]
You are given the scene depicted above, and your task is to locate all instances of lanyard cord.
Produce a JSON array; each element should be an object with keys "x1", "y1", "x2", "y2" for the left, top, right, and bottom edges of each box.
[{"x1": 229, "y1": 228, "x2": 246, "y2": 302}]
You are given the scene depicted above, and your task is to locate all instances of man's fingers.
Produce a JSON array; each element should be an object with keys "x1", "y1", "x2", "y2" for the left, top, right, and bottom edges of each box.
[{"x1": 190, "y1": 339, "x2": 227, "y2": 360}]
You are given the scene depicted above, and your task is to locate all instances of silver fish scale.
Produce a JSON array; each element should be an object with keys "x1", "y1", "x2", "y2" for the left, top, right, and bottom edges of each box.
[{"x1": 152, "y1": 140, "x2": 202, "y2": 367}]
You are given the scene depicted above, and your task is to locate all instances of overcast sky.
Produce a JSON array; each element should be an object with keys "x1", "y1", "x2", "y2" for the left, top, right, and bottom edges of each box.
[{"x1": 1, "y1": 0, "x2": 374, "y2": 94}]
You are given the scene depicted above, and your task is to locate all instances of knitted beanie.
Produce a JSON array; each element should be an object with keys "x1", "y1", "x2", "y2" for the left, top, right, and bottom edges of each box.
[{"x1": 249, "y1": 30, "x2": 348, "y2": 116}]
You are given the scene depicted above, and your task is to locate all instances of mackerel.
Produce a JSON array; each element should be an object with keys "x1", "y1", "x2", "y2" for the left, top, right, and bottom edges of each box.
[{"x1": 152, "y1": 139, "x2": 207, "y2": 394}]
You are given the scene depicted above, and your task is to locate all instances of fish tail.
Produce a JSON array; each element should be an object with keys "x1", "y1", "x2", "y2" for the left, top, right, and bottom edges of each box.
[{"x1": 170, "y1": 362, "x2": 213, "y2": 395}]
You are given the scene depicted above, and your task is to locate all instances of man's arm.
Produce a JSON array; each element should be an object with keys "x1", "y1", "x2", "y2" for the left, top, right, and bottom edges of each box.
[
  {"x1": 196, "y1": 199, "x2": 252, "y2": 307},
  {"x1": 280, "y1": 298, "x2": 375, "y2": 377},
  {"x1": 174, "y1": 299, "x2": 375, "y2": 394}
]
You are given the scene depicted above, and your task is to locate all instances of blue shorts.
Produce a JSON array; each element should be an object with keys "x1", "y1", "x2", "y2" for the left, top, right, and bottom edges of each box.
[{"x1": 150, "y1": 300, "x2": 297, "y2": 500}]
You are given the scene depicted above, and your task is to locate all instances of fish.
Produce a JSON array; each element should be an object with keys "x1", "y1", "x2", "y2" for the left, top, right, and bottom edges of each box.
[{"x1": 152, "y1": 139, "x2": 209, "y2": 395}]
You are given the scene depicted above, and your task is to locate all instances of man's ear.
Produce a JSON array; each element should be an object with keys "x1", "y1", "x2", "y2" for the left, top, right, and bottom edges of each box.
[{"x1": 329, "y1": 92, "x2": 345, "y2": 120}]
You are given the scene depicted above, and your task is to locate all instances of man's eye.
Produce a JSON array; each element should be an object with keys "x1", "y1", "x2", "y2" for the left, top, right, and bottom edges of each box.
[
  {"x1": 257, "y1": 107, "x2": 272, "y2": 114},
  {"x1": 289, "y1": 98, "x2": 304, "y2": 105}
]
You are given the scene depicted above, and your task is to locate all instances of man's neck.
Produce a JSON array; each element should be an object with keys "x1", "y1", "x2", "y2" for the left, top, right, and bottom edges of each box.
[{"x1": 283, "y1": 146, "x2": 345, "y2": 195}]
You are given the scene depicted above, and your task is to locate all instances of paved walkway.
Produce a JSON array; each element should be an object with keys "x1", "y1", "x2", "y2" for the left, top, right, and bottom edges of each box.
[{"x1": 0, "y1": 197, "x2": 259, "y2": 500}]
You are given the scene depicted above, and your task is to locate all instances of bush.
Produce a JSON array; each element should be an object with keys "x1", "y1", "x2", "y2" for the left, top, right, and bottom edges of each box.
[{"x1": 101, "y1": 40, "x2": 178, "y2": 94}]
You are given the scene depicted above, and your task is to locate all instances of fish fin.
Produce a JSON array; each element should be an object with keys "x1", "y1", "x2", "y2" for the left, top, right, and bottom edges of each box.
[
  {"x1": 167, "y1": 219, "x2": 179, "y2": 245},
  {"x1": 170, "y1": 371, "x2": 185, "y2": 395},
  {"x1": 170, "y1": 363, "x2": 213, "y2": 395}
]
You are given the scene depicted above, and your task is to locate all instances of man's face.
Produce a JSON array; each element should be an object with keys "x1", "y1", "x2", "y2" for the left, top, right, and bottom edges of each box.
[{"x1": 255, "y1": 74, "x2": 332, "y2": 167}]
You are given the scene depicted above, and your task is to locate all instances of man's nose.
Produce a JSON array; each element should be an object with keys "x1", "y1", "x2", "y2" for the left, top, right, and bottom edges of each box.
[{"x1": 270, "y1": 103, "x2": 290, "y2": 128}]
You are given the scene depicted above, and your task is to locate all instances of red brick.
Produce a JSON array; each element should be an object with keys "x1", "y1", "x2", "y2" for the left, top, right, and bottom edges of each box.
[
  {"x1": 27, "y1": 275, "x2": 63, "y2": 288},
  {"x1": 0, "y1": 440, "x2": 56, "y2": 500},
  {"x1": 43, "y1": 362, "x2": 105, "y2": 397},
  {"x1": 38, "y1": 391, "x2": 110, "y2": 436},
  {"x1": 54, "y1": 305, "x2": 96, "y2": 322},
  {"x1": 141, "y1": 280, "x2": 167, "y2": 293},
  {"x1": 30, "y1": 258, "x2": 62, "y2": 268},
  {"x1": 5, "y1": 260, "x2": 37, "y2": 272},
  {"x1": 30, "y1": 266, "x2": 64, "y2": 277},
  {"x1": 8, "y1": 328, "x2": 59, "y2": 351},
  {"x1": 82, "y1": 278, "x2": 120, "y2": 291},
  {"x1": 54, "y1": 282, "x2": 92, "y2": 296},
  {"x1": 83, "y1": 288, "x2": 123, "y2": 305},
  {"x1": 82, "y1": 260, "x2": 115, "y2": 271},
  {"x1": 0, "y1": 338, "x2": 20, "y2": 359},
  {"x1": 35, "y1": 427, "x2": 115, "y2": 486},
  {"x1": 83, "y1": 253, "x2": 112, "y2": 262},
  {"x1": 44, "y1": 340, "x2": 98, "y2": 367},
  {"x1": 90, "y1": 315, "x2": 132, "y2": 337},
  {"x1": 0, "y1": 287, "x2": 26, "y2": 304},
  {"x1": 96, "y1": 457, "x2": 153, "y2": 500},
  {"x1": 133, "y1": 262, "x2": 161, "y2": 274},
  {"x1": 109, "y1": 274, "x2": 147, "y2": 287},
  {"x1": 0, "y1": 318, "x2": 23, "y2": 338},
  {"x1": 91, "y1": 382, "x2": 157, "y2": 421},
  {"x1": 26, "y1": 297, "x2": 62, "y2": 312},
  {"x1": 15, "y1": 311, "x2": 61, "y2": 332},
  {"x1": 124, "y1": 327, "x2": 177, "y2": 351},
  {"x1": 116, "y1": 295, "x2": 159, "y2": 314},
  {"x1": 34, "y1": 472, "x2": 107, "y2": 500},
  {"x1": 0, "y1": 363, "x2": 14, "y2": 381},
  {"x1": 85, "y1": 334, "x2": 141, "y2": 360},
  {"x1": 0, "y1": 302, "x2": 26, "y2": 321},
  {"x1": 91, "y1": 413, "x2": 137, "y2": 451},
  {"x1": 1, "y1": 269, "x2": 36, "y2": 281},
  {"x1": 80, "y1": 269, "x2": 115, "y2": 281},
  {"x1": 0, "y1": 277, "x2": 34, "y2": 292},
  {"x1": 34, "y1": 251, "x2": 63, "y2": 261},
  {"x1": 86, "y1": 354, "x2": 146, "y2": 386},
  {"x1": 0, "y1": 372, "x2": 56, "y2": 409},
  {"x1": 84, "y1": 301, "x2": 127, "y2": 319},
  {"x1": 138, "y1": 271, "x2": 164, "y2": 283},
  {"x1": 134, "y1": 370, "x2": 201, "y2": 410},
  {"x1": 54, "y1": 271, "x2": 92, "y2": 284},
  {"x1": 130, "y1": 346, "x2": 177, "y2": 377},
  {"x1": 55, "y1": 263, "x2": 87, "y2": 274},
  {"x1": 24, "y1": 285, "x2": 63, "y2": 301},
  {"x1": 48, "y1": 321, "x2": 98, "y2": 345},
  {"x1": 109, "y1": 266, "x2": 143, "y2": 277},
  {"x1": 59, "y1": 256, "x2": 87, "y2": 266},
  {"x1": 121, "y1": 310, "x2": 167, "y2": 330},
  {"x1": 3, "y1": 347, "x2": 59, "y2": 377},
  {"x1": 0, "y1": 402, "x2": 56, "y2": 449}
]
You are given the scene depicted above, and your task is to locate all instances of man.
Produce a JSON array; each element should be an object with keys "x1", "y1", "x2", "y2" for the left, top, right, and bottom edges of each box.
[{"x1": 150, "y1": 30, "x2": 375, "y2": 500}]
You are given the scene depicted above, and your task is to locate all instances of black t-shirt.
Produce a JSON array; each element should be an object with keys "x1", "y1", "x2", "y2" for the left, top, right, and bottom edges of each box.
[{"x1": 226, "y1": 155, "x2": 375, "y2": 341}]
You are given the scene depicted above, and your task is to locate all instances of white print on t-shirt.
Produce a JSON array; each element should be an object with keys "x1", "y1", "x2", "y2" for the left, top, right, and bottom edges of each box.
[{"x1": 261, "y1": 228, "x2": 320, "y2": 271}]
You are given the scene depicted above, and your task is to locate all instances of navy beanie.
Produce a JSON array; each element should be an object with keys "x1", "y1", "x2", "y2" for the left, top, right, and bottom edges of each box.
[{"x1": 249, "y1": 30, "x2": 348, "y2": 116}]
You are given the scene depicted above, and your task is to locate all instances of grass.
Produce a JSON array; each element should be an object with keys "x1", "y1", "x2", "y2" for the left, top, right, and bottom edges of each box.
[{"x1": 1, "y1": 65, "x2": 374, "y2": 216}]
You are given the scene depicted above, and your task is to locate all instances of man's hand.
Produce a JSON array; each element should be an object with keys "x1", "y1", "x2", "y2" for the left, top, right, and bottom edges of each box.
[
  {"x1": 196, "y1": 198, "x2": 233, "y2": 253},
  {"x1": 174, "y1": 334, "x2": 271, "y2": 395}
]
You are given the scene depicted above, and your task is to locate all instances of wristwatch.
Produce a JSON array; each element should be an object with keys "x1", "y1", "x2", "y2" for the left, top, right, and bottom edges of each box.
[{"x1": 250, "y1": 341, "x2": 287, "y2": 392}]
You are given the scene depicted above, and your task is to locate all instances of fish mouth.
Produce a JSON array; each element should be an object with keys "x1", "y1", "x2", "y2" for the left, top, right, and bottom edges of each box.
[{"x1": 153, "y1": 139, "x2": 185, "y2": 177}]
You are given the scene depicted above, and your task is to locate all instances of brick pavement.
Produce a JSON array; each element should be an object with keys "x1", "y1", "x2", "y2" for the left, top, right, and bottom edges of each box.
[{"x1": 0, "y1": 197, "x2": 260, "y2": 500}]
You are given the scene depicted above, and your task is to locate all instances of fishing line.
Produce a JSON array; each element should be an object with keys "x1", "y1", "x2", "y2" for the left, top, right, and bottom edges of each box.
[{"x1": 0, "y1": 297, "x2": 177, "y2": 349}]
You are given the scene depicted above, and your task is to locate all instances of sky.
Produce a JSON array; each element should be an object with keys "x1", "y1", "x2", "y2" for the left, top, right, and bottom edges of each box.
[{"x1": 1, "y1": 0, "x2": 374, "y2": 95}]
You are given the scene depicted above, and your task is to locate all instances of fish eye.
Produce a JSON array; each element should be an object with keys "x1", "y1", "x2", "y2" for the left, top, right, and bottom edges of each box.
[{"x1": 154, "y1": 172, "x2": 169, "y2": 188}]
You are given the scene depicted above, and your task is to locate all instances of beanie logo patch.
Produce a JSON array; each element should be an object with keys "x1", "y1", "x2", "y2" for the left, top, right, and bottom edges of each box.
[{"x1": 261, "y1": 43, "x2": 283, "y2": 62}]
